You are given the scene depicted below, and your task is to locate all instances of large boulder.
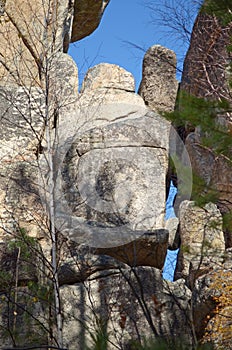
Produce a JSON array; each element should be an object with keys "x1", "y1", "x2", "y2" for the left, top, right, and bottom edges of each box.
[
  {"x1": 55, "y1": 64, "x2": 171, "y2": 249},
  {"x1": 179, "y1": 8, "x2": 232, "y2": 247},
  {"x1": 175, "y1": 201, "x2": 225, "y2": 287},
  {"x1": 193, "y1": 267, "x2": 232, "y2": 348},
  {"x1": 71, "y1": 0, "x2": 110, "y2": 42},
  {"x1": 61, "y1": 266, "x2": 193, "y2": 350},
  {"x1": 0, "y1": 0, "x2": 109, "y2": 86},
  {"x1": 139, "y1": 45, "x2": 179, "y2": 113}
]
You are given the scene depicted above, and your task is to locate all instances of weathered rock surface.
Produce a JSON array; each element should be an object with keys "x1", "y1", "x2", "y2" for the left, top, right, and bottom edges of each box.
[
  {"x1": 81, "y1": 63, "x2": 135, "y2": 92},
  {"x1": 0, "y1": 0, "x2": 73, "y2": 86},
  {"x1": 181, "y1": 11, "x2": 232, "y2": 106},
  {"x1": 55, "y1": 63, "x2": 171, "y2": 249},
  {"x1": 0, "y1": 86, "x2": 45, "y2": 240},
  {"x1": 165, "y1": 217, "x2": 179, "y2": 250},
  {"x1": 175, "y1": 201, "x2": 225, "y2": 286},
  {"x1": 193, "y1": 268, "x2": 232, "y2": 348},
  {"x1": 95, "y1": 230, "x2": 169, "y2": 268},
  {"x1": 61, "y1": 115, "x2": 170, "y2": 240},
  {"x1": 0, "y1": 0, "x2": 109, "y2": 86},
  {"x1": 0, "y1": 52, "x2": 78, "y2": 242},
  {"x1": 79, "y1": 62, "x2": 144, "y2": 108},
  {"x1": 180, "y1": 8, "x2": 232, "y2": 248},
  {"x1": 71, "y1": 0, "x2": 110, "y2": 42},
  {"x1": 139, "y1": 45, "x2": 179, "y2": 113},
  {"x1": 61, "y1": 267, "x2": 193, "y2": 350},
  {"x1": 185, "y1": 133, "x2": 232, "y2": 231}
]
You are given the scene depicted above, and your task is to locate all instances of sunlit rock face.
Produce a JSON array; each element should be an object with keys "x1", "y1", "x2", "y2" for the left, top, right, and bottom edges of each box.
[
  {"x1": 0, "y1": 0, "x2": 109, "y2": 86},
  {"x1": 0, "y1": 0, "x2": 73, "y2": 86},
  {"x1": 175, "y1": 201, "x2": 225, "y2": 287},
  {"x1": 0, "y1": 52, "x2": 79, "y2": 244},
  {"x1": 3, "y1": 0, "x2": 231, "y2": 348},
  {"x1": 139, "y1": 45, "x2": 179, "y2": 113},
  {"x1": 59, "y1": 63, "x2": 171, "y2": 250}
]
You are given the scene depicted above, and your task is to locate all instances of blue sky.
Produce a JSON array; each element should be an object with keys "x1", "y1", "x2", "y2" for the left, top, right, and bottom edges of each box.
[{"x1": 68, "y1": 0, "x2": 199, "y2": 91}]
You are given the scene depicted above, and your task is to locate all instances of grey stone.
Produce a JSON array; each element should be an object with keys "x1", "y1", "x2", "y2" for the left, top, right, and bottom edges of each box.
[
  {"x1": 61, "y1": 266, "x2": 193, "y2": 350},
  {"x1": 139, "y1": 45, "x2": 178, "y2": 113},
  {"x1": 175, "y1": 201, "x2": 225, "y2": 286},
  {"x1": 81, "y1": 63, "x2": 135, "y2": 92},
  {"x1": 59, "y1": 110, "x2": 170, "y2": 247},
  {"x1": 165, "y1": 217, "x2": 180, "y2": 250}
]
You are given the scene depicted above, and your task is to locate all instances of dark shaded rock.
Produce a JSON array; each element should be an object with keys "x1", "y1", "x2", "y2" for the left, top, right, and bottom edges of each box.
[
  {"x1": 58, "y1": 254, "x2": 126, "y2": 286},
  {"x1": 61, "y1": 266, "x2": 193, "y2": 349},
  {"x1": 0, "y1": 240, "x2": 42, "y2": 292},
  {"x1": 71, "y1": 0, "x2": 110, "y2": 42},
  {"x1": 94, "y1": 230, "x2": 169, "y2": 269}
]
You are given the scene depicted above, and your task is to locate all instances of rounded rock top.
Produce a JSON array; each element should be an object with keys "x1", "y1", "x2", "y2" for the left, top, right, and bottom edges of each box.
[{"x1": 81, "y1": 63, "x2": 135, "y2": 92}]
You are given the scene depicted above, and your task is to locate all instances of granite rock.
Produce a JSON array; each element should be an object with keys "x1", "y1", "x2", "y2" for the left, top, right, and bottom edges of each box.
[{"x1": 139, "y1": 45, "x2": 178, "y2": 113}]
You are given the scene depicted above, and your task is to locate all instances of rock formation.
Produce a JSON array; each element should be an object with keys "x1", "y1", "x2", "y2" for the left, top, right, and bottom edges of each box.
[
  {"x1": 179, "y1": 8, "x2": 232, "y2": 249},
  {"x1": 139, "y1": 45, "x2": 178, "y2": 113},
  {"x1": 61, "y1": 267, "x2": 193, "y2": 349},
  {"x1": 0, "y1": 0, "x2": 109, "y2": 86},
  {"x1": 181, "y1": 11, "x2": 232, "y2": 105},
  {"x1": 175, "y1": 201, "x2": 225, "y2": 285},
  {"x1": 174, "y1": 4, "x2": 232, "y2": 348},
  {"x1": 0, "y1": 0, "x2": 231, "y2": 349},
  {"x1": 71, "y1": 0, "x2": 110, "y2": 43}
]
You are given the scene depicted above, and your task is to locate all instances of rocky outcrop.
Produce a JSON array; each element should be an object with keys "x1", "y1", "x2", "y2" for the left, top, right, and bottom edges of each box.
[
  {"x1": 1, "y1": 1, "x2": 231, "y2": 348},
  {"x1": 61, "y1": 267, "x2": 193, "y2": 350},
  {"x1": 175, "y1": 201, "x2": 225, "y2": 286},
  {"x1": 56, "y1": 63, "x2": 171, "y2": 250},
  {"x1": 139, "y1": 45, "x2": 179, "y2": 113},
  {"x1": 0, "y1": 42, "x2": 176, "y2": 347},
  {"x1": 179, "y1": 7, "x2": 232, "y2": 248},
  {"x1": 181, "y1": 11, "x2": 232, "y2": 106},
  {"x1": 71, "y1": 0, "x2": 110, "y2": 42},
  {"x1": 0, "y1": 0, "x2": 109, "y2": 86}
]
